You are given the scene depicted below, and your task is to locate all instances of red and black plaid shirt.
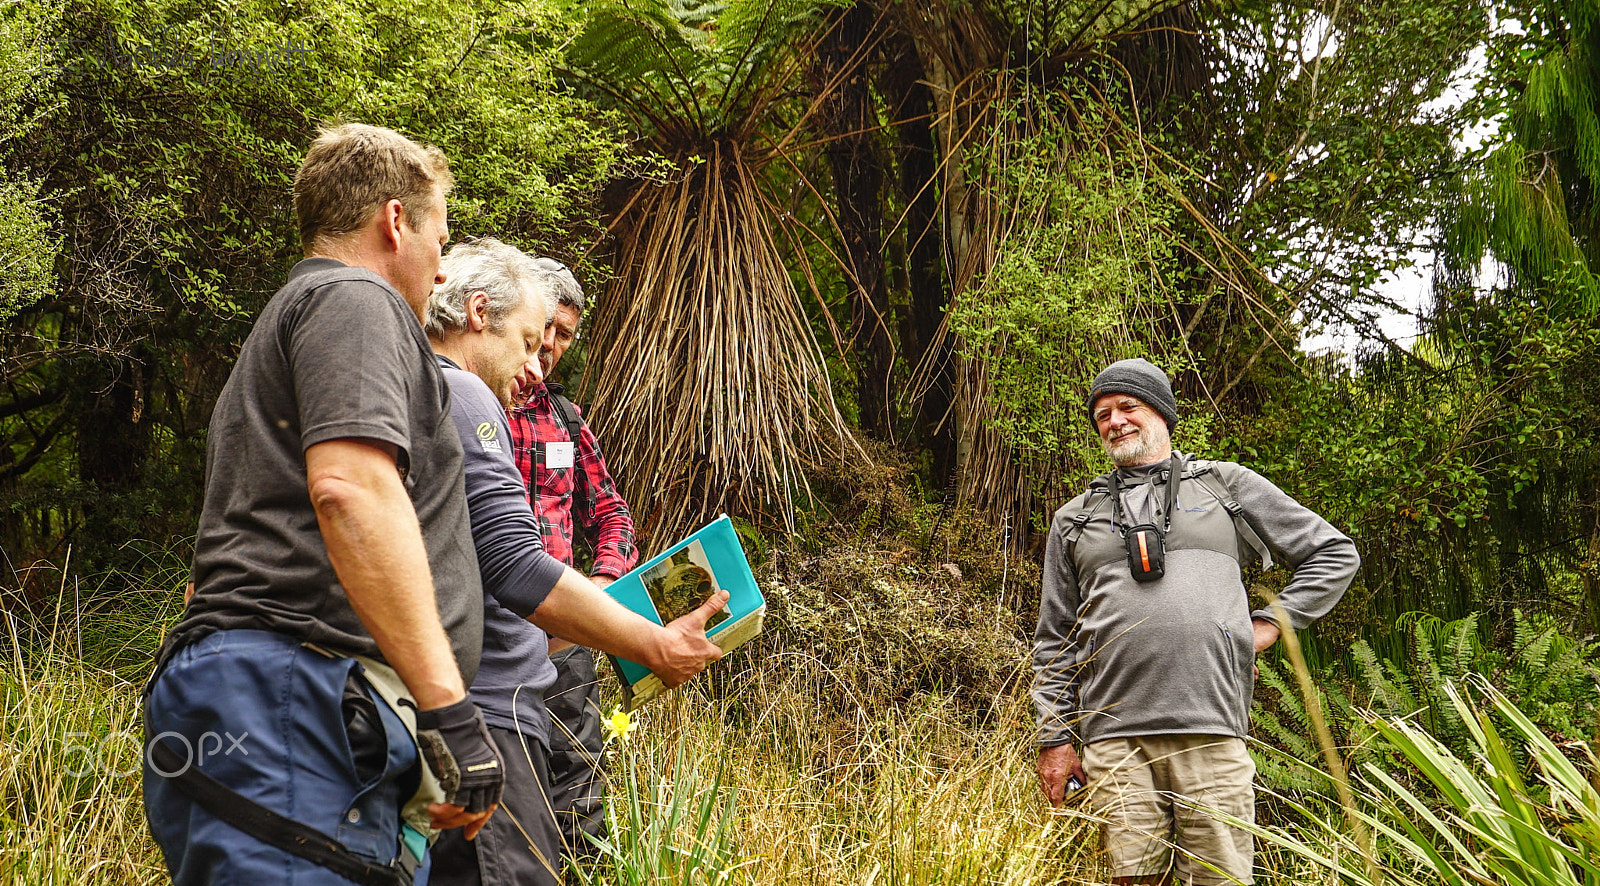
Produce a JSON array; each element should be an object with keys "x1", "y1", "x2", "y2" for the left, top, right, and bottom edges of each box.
[{"x1": 507, "y1": 384, "x2": 639, "y2": 579}]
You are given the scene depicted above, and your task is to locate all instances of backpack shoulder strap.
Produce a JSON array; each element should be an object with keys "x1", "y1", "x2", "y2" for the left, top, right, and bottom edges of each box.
[
  {"x1": 1188, "y1": 460, "x2": 1273, "y2": 570},
  {"x1": 1062, "y1": 476, "x2": 1114, "y2": 572},
  {"x1": 544, "y1": 388, "x2": 590, "y2": 516},
  {"x1": 545, "y1": 385, "x2": 585, "y2": 444}
]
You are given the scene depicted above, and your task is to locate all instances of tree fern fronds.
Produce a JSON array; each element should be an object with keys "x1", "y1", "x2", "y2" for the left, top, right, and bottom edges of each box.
[
  {"x1": 558, "y1": 0, "x2": 843, "y2": 138},
  {"x1": 1254, "y1": 701, "x2": 1320, "y2": 764},
  {"x1": 558, "y1": 0, "x2": 855, "y2": 543},
  {"x1": 1351, "y1": 639, "x2": 1421, "y2": 719},
  {"x1": 1511, "y1": 608, "x2": 1558, "y2": 670},
  {"x1": 1446, "y1": 613, "x2": 1480, "y2": 678},
  {"x1": 1057, "y1": 0, "x2": 1188, "y2": 48}
]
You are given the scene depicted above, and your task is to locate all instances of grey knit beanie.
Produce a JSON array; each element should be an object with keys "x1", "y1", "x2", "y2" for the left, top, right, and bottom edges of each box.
[{"x1": 1086, "y1": 358, "x2": 1179, "y2": 430}]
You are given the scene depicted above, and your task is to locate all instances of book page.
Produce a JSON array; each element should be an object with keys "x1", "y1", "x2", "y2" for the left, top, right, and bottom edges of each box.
[{"x1": 639, "y1": 539, "x2": 730, "y2": 628}]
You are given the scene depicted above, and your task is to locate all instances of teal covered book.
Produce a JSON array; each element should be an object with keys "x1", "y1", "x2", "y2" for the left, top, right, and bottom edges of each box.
[{"x1": 604, "y1": 515, "x2": 766, "y2": 709}]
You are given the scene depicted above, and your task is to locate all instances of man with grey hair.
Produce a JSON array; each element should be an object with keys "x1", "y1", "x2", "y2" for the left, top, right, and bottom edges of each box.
[
  {"x1": 507, "y1": 258, "x2": 638, "y2": 866},
  {"x1": 424, "y1": 239, "x2": 724, "y2": 886},
  {"x1": 1032, "y1": 358, "x2": 1360, "y2": 885}
]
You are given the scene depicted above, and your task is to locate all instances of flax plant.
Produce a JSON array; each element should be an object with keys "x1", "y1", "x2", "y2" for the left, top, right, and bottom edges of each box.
[
  {"x1": 576, "y1": 721, "x2": 747, "y2": 886},
  {"x1": 1233, "y1": 676, "x2": 1600, "y2": 886}
]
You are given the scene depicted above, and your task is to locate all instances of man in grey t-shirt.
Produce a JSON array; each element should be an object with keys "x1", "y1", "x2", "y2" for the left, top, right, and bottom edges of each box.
[{"x1": 144, "y1": 124, "x2": 505, "y2": 885}]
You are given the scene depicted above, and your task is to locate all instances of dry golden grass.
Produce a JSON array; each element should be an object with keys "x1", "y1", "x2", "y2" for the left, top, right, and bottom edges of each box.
[
  {"x1": 0, "y1": 627, "x2": 1109, "y2": 886},
  {"x1": 0, "y1": 552, "x2": 1371, "y2": 886},
  {"x1": 605, "y1": 662, "x2": 1106, "y2": 886},
  {"x1": 0, "y1": 631, "x2": 165, "y2": 885}
]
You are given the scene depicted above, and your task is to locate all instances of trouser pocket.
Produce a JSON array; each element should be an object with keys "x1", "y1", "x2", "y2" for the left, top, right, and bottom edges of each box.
[
  {"x1": 331, "y1": 662, "x2": 419, "y2": 864},
  {"x1": 343, "y1": 671, "x2": 388, "y2": 789}
]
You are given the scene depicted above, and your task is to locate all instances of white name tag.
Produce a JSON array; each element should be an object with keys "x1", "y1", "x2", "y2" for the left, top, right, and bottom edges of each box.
[{"x1": 545, "y1": 441, "x2": 575, "y2": 470}]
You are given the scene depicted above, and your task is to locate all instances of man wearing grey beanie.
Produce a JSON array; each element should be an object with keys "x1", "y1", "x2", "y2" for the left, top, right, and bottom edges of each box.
[{"x1": 1032, "y1": 358, "x2": 1360, "y2": 885}]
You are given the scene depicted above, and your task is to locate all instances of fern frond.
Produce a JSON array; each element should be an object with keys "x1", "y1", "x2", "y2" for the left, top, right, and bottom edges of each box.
[
  {"x1": 1056, "y1": 0, "x2": 1187, "y2": 47},
  {"x1": 559, "y1": 0, "x2": 839, "y2": 138},
  {"x1": 557, "y1": 0, "x2": 712, "y2": 132}
]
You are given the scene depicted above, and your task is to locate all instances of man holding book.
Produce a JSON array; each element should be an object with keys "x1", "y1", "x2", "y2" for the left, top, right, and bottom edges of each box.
[
  {"x1": 1032, "y1": 358, "x2": 1359, "y2": 885},
  {"x1": 506, "y1": 260, "x2": 638, "y2": 865},
  {"x1": 423, "y1": 238, "x2": 725, "y2": 885}
]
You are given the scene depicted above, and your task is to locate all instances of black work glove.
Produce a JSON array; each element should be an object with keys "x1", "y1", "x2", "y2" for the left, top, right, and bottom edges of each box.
[{"x1": 414, "y1": 697, "x2": 504, "y2": 813}]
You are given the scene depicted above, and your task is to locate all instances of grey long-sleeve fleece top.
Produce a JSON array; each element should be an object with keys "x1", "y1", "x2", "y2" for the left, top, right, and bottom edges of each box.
[{"x1": 1031, "y1": 454, "x2": 1359, "y2": 747}]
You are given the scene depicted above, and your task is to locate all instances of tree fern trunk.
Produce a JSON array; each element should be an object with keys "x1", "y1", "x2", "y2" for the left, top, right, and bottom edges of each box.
[
  {"x1": 877, "y1": 26, "x2": 955, "y2": 485},
  {"x1": 818, "y1": 1, "x2": 895, "y2": 441}
]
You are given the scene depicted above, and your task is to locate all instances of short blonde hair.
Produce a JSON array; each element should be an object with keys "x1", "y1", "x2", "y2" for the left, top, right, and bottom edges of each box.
[{"x1": 293, "y1": 123, "x2": 454, "y2": 254}]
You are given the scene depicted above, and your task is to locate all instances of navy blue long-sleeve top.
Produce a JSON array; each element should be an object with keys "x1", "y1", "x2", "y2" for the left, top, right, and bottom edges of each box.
[{"x1": 437, "y1": 355, "x2": 565, "y2": 745}]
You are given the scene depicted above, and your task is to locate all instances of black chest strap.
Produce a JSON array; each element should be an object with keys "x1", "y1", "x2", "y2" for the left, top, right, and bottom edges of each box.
[
  {"x1": 1190, "y1": 464, "x2": 1274, "y2": 570},
  {"x1": 146, "y1": 737, "x2": 415, "y2": 886},
  {"x1": 1062, "y1": 492, "x2": 1110, "y2": 572},
  {"x1": 1061, "y1": 459, "x2": 1276, "y2": 574},
  {"x1": 544, "y1": 385, "x2": 590, "y2": 517}
]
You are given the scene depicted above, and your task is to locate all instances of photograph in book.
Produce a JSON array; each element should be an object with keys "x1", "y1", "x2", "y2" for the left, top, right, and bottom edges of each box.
[{"x1": 640, "y1": 541, "x2": 730, "y2": 629}]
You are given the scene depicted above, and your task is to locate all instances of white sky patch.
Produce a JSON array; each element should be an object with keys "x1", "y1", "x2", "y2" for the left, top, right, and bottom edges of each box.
[
  {"x1": 1297, "y1": 12, "x2": 1339, "y2": 68},
  {"x1": 1298, "y1": 38, "x2": 1503, "y2": 357},
  {"x1": 1300, "y1": 247, "x2": 1433, "y2": 355}
]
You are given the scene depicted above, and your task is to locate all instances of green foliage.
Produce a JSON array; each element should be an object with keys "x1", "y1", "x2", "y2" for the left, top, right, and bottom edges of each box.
[
  {"x1": 1253, "y1": 610, "x2": 1600, "y2": 805},
  {"x1": 0, "y1": 176, "x2": 55, "y2": 323},
  {"x1": 1220, "y1": 303, "x2": 1600, "y2": 637},
  {"x1": 1250, "y1": 679, "x2": 1600, "y2": 886},
  {"x1": 35, "y1": 0, "x2": 621, "y2": 298},
  {"x1": 0, "y1": 0, "x2": 61, "y2": 322},
  {"x1": 1447, "y1": 0, "x2": 1600, "y2": 314},
  {"x1": 0, "y1": 0, "x2": 626, "y2": 566},
  {"x1": 557, "y1": 0, "x2": 845, "y2": 138},
  {"x1": 1164, "y1": 0, "x2": 1486, "y2": 382},
  {"x1": 577, "y1": 733, "x2": 746, "y2": 886},
  {"x1": 948, "y1": 88, "x2": 1183, "y2": 495}
]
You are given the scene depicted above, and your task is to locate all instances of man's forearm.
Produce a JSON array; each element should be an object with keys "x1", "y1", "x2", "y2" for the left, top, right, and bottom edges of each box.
[
  {"x1": 308, "y1": 439, "x2": 465, "y2": 710},
  {"x1": 1233, "y1": 464, "x2": 1360, "y2": 629},
  {"x1": 531, "y1": 567, "x2": 666, "y2": 663}
]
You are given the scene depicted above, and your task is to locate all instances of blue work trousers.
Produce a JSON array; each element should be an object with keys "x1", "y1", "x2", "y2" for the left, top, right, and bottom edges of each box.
[{"x1": 143, "y1": 629, "x2": 428, "y2": 885}]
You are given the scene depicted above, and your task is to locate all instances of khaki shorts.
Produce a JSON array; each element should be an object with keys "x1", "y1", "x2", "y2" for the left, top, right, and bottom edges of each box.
[{"x1": 1082, "y1": 734, "x2": 1256, "y2": 885}]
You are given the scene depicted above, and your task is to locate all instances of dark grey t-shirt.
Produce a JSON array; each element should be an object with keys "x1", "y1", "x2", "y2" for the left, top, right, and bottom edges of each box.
[{"x1": 169, "y1": 258, "x2": 485, "y2": 682}]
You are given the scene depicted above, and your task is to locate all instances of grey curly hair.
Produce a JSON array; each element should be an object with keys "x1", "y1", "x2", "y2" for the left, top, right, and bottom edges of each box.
[
  {"x1": 527, "y1": 257, "x2": 586, "y2": 320},
  {"x1": 424, "y1": 238, "x2": 548, "y2": 338}
]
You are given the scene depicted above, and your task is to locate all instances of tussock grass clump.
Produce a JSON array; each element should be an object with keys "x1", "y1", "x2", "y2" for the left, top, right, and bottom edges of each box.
[
  {"x1": 0, "y1": 626, "x2": 164, "y2": 884},
  {"x1": 0, "y1": 553, "x2": 177, "y2": 884}
]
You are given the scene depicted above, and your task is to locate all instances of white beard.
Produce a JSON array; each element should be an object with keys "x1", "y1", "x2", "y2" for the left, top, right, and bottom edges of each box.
[{"x1": 1103, "y1": 423, "x2": 1161, "y2": 466}]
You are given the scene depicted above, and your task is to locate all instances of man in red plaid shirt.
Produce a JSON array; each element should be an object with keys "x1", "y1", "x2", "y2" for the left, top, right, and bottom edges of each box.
[{"x1": 506, "y1": 258, "x2": 638, "y2": 866}]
